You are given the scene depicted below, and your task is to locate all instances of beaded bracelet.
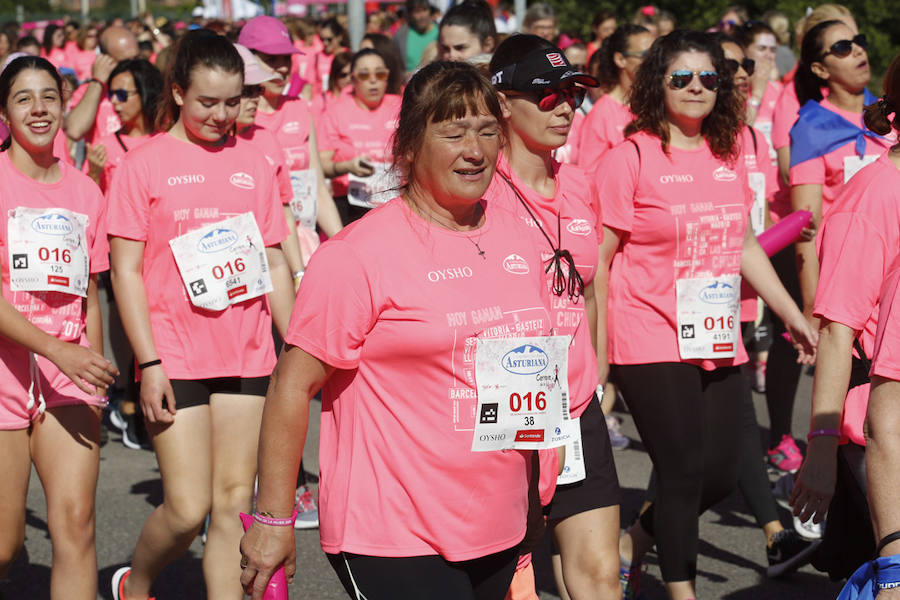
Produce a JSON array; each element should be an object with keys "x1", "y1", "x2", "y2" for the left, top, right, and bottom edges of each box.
[
  {"x1": 807, "y1": 428, "x2": 840, "y2": 441},
  {"x1": 252, "y1": 511, "x2": 296, "y2": 527}
]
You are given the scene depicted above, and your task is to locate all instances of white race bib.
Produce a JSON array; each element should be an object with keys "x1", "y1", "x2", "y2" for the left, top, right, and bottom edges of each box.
[
  {"x1": 755, "y1": 121, "x2": 777, "y2": 163},
  {"x1": 169, "y1": 212, "x2": 272, "y2": 311},
  {"x1": 472, "y1": 335, "x2": 572, "y2": 451},
  {"x1": 676, "y1": 275, "x2": 741, "y2": 359},
  {"x1": 289, "y1": 169, "x2": 318, "y2": 231},
  {"x1": 556, "y1": 418, "x2": 586, "y2": 485},
  {"x1": 8, "y1": 207, "x2": 90, "y2": 297},
  {"x1": 347, "y1": 162, "x2": 401, "y2": 209},
  {"x1": 844, "y1": 154, "x2": 878, "y2": 183},
  {"x1": 748, "y1": 172, "x2": 767, "y2": 236}
]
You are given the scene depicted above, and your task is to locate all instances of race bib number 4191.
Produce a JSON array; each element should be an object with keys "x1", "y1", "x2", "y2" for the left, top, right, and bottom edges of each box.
[
  {"x1": 8, "y1": 207, "x2": 90, "y2": 297},
  {"x1": 472, "y1": 335, "x2": 572, "y2": 451}
]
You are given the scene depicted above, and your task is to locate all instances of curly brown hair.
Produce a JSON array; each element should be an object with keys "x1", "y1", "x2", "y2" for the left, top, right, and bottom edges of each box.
[{"x1": 625, "y1": 30, "x2": 744, "y2": 163}]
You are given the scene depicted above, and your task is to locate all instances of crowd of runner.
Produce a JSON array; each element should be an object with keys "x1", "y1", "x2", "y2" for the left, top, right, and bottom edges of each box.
[{"x1": 1, "y1": 2, "x2": 899, "y2": 599}]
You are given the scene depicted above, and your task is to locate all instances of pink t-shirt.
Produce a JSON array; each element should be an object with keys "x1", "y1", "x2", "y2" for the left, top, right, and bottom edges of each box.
[
  {"x1": 486, "y1": 153, "x2": 601, "y2": 416},
  {"x1": 753, "y1": 80, "x2": 784, "y2": 131},
  {"x1": 599, "y1": 131, "x2": 754, "y2": 370},
  {"x1": 310, "y1": 51, "x2": 337, "y2": 96},
  {"x1": 106, "y1": 133, "x2": 287, "y2": 380},
  {"x1": 318, "y1": 92, "x2": 401, "y2": 197},
  {"x1": 790, "y1": 99, "x2": 893, "y2": 218},
  {"x1": 254, "y1": 97, "x2": 314, "y2": 171},
  {"x1": 67, "y1": 47, "x2": 97, "y2": 83},
  {"x1": 552, "y1": 110, "x2": 585, "y2": 166},
  {"x1": 52, "y1": 129, "x2": 73, "y2": 165},
  {"x1": 815, "y1": 154, "x2": 900, "y2": 445},
  {"x1": 82, "y1": 132, "x2": 153, "y2": 193},
  {"x1": 0, "y1": 152, "x2": 109, "y2": 426},
  {"x1": 578, "y1": 94, "x2": 632, "y2": 172},
  {"x1": 285, "y1": 198, "x2": 552, "y2": 561},
  {"x1": 237, "y1": 125, "x2": 293, "y2": 205},
  {"x1": 771, "y1": 82, "x2": 802, "y2": 151},
  {"x1": 872, "y1": 254, "x2": 900, "y2": 381},
  {"x1": 42, "y1": 47, "x2": 68, "y2": 69},
  {"x1": 69, "y1": 83, "x2": 121, "y2": 144}
]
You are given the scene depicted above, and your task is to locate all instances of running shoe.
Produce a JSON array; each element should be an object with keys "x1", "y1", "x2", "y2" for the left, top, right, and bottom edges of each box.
[
  {"x1": 771, "y1": 472, "x2": 794, "y2": 510},
  {"x1": 766, "y1": 529, "x2": 820, "y2": 577},
  {"x1": 294, "y1": 485, "x2": 319, "y2": 530},
  {"x1": 619, "y1": 561, "x2": 645, "y2": 600},
  {"x1": 606, "y1": 415, "x2": 630, "y2": 450},
  {"x1": 793, "y1": 514, "x2": 824, "y2": 540},
  {"x1": 112, "y1": 566, "x2": 156, "y2": 600},
  {"x1": 766, "y1": 435, "x2": 803, "y2": 473},
  {"x1": 109, "y1": 401, "x2": 127, "y2": 431}
]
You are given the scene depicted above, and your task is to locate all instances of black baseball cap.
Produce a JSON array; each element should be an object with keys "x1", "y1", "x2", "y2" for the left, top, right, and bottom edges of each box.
[{"x1": 491, "y1": 46, "x2": 599, "y2": 92}]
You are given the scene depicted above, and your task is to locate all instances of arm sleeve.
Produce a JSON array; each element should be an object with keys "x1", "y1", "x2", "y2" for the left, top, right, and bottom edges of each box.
[
  {"x1": 88, "y1": 182, "x2": 110, "y2": 273},
  {"x1": 790, "y1": 155, "x2": 826, "y2": 186},
  {"x1": 596, "y1": 141, "x2": 639, "y2": 233},
  {"x1": 106, "y1": 152, "x2": 151, "y2": 242}
]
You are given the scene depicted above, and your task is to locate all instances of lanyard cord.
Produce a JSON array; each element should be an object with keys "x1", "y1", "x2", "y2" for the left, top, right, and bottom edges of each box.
[
  {"x1": 498, "y1": 172, "x2": 584, "y2": 301},
  {"x1": 115, "y1": 130, "x2": 129, "y2": 153}
]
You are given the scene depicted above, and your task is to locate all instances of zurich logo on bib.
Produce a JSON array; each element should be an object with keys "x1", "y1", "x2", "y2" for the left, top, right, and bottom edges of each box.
[
  {"x1": 501, "y1": 344, "x2": 549, "y2": 375},
  {"x1": 31, "y1": 213, "x2": 74, "y2": 236},
  {"x1": 698, "y1": 280, "x2": 736, "y2": 304},
  {"x1": 196, "y1": 228, "x2": 238, "y2": 253}
]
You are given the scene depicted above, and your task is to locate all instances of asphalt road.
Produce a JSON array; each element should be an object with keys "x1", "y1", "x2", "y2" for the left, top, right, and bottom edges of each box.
[{"x1": 1, "y1": 290, "x2": 845, "y2": 599}]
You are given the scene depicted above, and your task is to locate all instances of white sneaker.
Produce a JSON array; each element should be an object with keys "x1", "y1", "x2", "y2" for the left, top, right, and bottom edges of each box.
[
  {"x1": 294, "y1": 485, "x2": 319, "y2": 530},
  {"x1": 794, "y1": 514, "x2": 824, "y2": 540}
]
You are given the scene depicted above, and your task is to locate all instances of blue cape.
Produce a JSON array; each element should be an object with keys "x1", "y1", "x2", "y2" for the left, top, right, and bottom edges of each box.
[
  {"x1": 789, "y1": 89, "x2": 885, "y2": 168},
  {"x1": 838, "y1": 555, "x2": 900, "y2": 599}
]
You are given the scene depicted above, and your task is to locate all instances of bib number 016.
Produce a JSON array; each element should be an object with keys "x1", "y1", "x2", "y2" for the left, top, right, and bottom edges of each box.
[
  {"x1": 704, "y1": 316, "x2": 734, "y2": 330},
  {"x1": 211, "y1": 258, "x2": 246, "y2": 280},
  {"x1": 38, "y1": 247, "x2": 71, "y2": 263},
  {"x1": 509, "y1": 391, "x2": 547, "y2": 412}
]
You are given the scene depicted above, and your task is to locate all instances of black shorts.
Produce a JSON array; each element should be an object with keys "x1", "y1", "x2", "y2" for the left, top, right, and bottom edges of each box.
[
  {"x1": 169, "y1": 377, "x2": 270, "y2": 410},
  {"x1": 545, "y1": 393, "x2": 621, "y2": 521}
]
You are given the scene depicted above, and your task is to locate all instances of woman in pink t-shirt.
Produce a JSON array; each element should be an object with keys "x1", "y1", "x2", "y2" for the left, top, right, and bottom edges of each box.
[
  {"x1": 790, "y1": 54, "x2": 900, "y2": 579},
  {"x1": 579, "y1": 24, "x2": 653, "y2": 172},
  {"x1": 318, "y1": 48, "x2": 402, "y2": 224},
  {"x1": 488, "y1": 35, "x2": 621, "y2": 600},
  {"x1": 84, "y1": 59, "x2": 162, "y2": 193},
  {"x1": 240, "y1": 61, "x2": 552, "y2": 600},
  {"x1": 738, "y1": 21, "x2": 783, "y2": 139},
  {"x1": 107, "y1": 32, "x2": 293, "y2": 600},
  {"x1": 67, "y1": 26, "x2": 99, "y2": 84},
  {"x1": 597, "y1": 31, "x2": 816, "y2": 600},
  {"x1": 0, "y1": 55, "x2": 117, "y2": 600},
  {"x1": 40, "y1": 25, "x2": 68, "y2": 70}
]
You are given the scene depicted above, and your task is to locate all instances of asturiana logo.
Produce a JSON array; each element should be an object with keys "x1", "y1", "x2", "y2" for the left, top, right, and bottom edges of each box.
[
  {"x1": 501, "y1": 344, "x2": 549, "y2": 375},
  {"x1": 566, "y1": 219, "x2": 592, "y2": 236},
  {"x1": 197, "y1": 228, "x2": 239, "y2": 253},
  {"x1": 698, "y1": 281, "x2": 736, "y2": 304},
  {"x1": 31, "y1": 213, "x2": 73, "y2": 236},
  {"x1": 229, "y1": 173, "x2": 256, "y2": 190},
  {"x1": 503, "y1": 253, "x2": 530, "y2": 275},
  {"x1": 713, "y1": 166, "x2": 737, "y2": 182}
]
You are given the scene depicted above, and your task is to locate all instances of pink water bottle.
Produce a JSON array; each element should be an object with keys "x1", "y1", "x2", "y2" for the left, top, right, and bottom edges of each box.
[
  {"x1": 239, "y1": 513, "x2": 290, "y2": 600},
  {"x1": 757, "y1": 210, "x2": 813, "y2": 257}
]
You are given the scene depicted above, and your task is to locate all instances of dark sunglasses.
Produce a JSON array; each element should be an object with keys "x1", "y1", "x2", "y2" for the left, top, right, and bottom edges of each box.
[
  {"x1": 821, "y1": 33, "x2": 867, "y2": 60},
  {"x1": 725, "y1": 57, "x2": 755, "y2": 76},
  {"x1": 241, "y1": 85, "x2": 263, "y2": 98},
  {"x1": 667, "y1": 70, "x2": 719, "y2": 91},
  {"x1": 523, "y1": 86, "x2": 587, "y2": 110},
  {"x1": 107, "y1": 88, "x2": 137, "y2": 102}
]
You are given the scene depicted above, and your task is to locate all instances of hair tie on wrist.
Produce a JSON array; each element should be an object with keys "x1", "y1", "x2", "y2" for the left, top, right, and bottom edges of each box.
[
  {"x1": 138, "y1": 359, "x2": 162, "y2": 370},
  {"x1": 807, "y1": 428, "x2": 840, "y2": 441}
]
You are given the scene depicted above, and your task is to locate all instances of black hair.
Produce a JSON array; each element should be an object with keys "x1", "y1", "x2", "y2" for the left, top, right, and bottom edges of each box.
[
  {"x1": 350, "y1": 48, "x2": 387, "y2": 73},
  {"x1": 439, "y1": 0, "x2": 497, "y2": 44},
  {"x1": 109, "y1": 59, "x2": 164, "y2": 133},
  {"x1": 736, "y1": 20, "x2": 776, "y2": 50},
  {"x1": 593, "y1": 24, "x2": 649, "y2": 92},
  {"x1": 17, "y1": 35, "x2": 40, "y2": 52},
  {"x1": 0, "y1": 56, "x2": 63, "y2": 151},
  {"x1": 361, "y1": 33, "x2": 405, "y2": 95},
  {"x1": 155, "y1": 29, "x2": 243, "y2": 132},
  {"x1": 320, "y1": 17, "x2": 345, "y2": 40},
  {"x1": 863, "y1": 53, "x2": 900, "y2": 137},
  {"x1": 794, "y1": 19, "x2": 844, "y2": 105},
  {"x1": 41, "y1": 24, "x2": 61, "y2": 54}
]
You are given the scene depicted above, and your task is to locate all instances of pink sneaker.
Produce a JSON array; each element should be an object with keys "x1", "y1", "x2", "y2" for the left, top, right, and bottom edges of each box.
[{"x1": 767, "y1": 435, "x2": 803, "y2": 473}]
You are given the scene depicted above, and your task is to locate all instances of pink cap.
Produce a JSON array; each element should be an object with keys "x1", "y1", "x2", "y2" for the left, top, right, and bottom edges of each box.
[
  {"x1": 238, "y1": 16, "x2": 301, "y2": 56},
  {"x1": 234, "y1": 43, "x2": 276, "y2": 86}
]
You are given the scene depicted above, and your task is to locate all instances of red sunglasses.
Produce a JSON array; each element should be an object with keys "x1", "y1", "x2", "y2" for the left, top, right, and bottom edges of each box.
[{"x1": 508, "y1": 87, "x2": 587, "y2": 111}]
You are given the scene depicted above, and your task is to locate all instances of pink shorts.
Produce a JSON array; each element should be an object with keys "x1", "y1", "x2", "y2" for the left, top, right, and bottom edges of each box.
[{"x1": 0, "y1": 350, "x2": 107, "y2": 430}]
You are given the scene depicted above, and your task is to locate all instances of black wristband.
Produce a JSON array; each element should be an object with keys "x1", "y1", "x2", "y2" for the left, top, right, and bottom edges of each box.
[
  {"x1": 138, "y1": 359, "x2": 162, "y2": 370},
  {"x1": 877, "y1": 531, "x2": 900, "y2": 556}
]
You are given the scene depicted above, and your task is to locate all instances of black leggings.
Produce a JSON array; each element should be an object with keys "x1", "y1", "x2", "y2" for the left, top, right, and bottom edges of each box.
[
  {"x1": 326, "y1": 546, "x2": 519, "y2": 600},
  {"x1": 765, "y1": 245, "x2": 803, "y2": 445},
  {"x1": 614, "y1": 362, "x2": 743, "y2": 582}
]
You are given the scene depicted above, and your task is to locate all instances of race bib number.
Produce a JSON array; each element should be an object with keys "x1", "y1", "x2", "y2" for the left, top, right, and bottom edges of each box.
[
  {"x1": 472, "y1": 335, "x2": 572, "y2": 451},
  {"x1": 556, "y1": 418, "x2": 586, "y2": 485},
  {"x1": 347, "y1": 162, "x2": 401, "y2": 209},
  {"x1": 748, "y1": 172, "x2": 767, "y2": 236},
  {"x1": 169, "y1": 212, "x2": 272, "y2": 311},
  {"x1": 676, "y1": 275, "x2": 741, "y2": 359},
  {"x1": 8, "y1": 207, "x2": 89, "y2": 297},
  {"x1": 756, "y1": 121, "x2": 777, "y2": 163},
  {"x1": 844, "y1": 154, "x2": 878, "y2": 183},
  {"x1": 289, "y1": 169, "x2": 318, "y2": 231}
]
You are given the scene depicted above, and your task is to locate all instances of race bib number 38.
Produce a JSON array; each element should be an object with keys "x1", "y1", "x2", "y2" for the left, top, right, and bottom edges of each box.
[
  {"x1": 169, "y1": 212, "x2": 272, "y2": 312},
  {"x1": 676, "y1": 275, "x2": 741, "y2": 360},
  {"x1": 8, "y1": 207, "x2": 90, "y2": 297},
  {"x1": 472, "y1": 335, "x2": 572, "y2": 451}
]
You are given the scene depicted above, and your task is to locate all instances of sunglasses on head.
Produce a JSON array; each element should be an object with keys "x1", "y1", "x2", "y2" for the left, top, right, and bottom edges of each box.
[
  {"x1": 353, "y1": 69, "x2": 389, "y2": 82},
  {"x1": 821, "y1": 33, "x2": 867, "y2": 60},
  {"x1": 241, "y1": 85, "x2": 263, "y2": 98},
  {"x1": 108, "y1": 88, "x2": 136, "y2": 102},
  {"x1": 667, "y1": 70, "x2": 719, "y2": 91},
  {"x1": 725, "y1": 57, "x2": 755, "y2": 76}
]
